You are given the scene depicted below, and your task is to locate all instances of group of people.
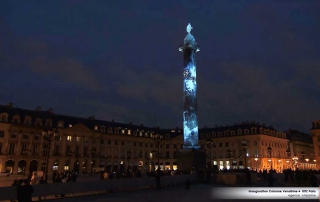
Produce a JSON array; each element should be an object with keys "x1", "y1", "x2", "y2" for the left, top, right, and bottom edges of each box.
[{"x1": 11, "y1": 179, "x2": 34, "y2": 202}]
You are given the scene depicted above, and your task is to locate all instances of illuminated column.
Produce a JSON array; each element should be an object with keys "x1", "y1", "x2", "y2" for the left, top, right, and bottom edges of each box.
[{"x1": 179, "y1": 23, "x2": 200, "y2": 149}]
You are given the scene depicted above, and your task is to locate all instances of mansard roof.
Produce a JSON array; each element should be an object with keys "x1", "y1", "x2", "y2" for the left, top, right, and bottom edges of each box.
[
  {"x1": 284, "y1": 129, "x2": 312, "y2": 143},
  {"x1": 0, "y1": 104, "x2": 162, "y2": 134}
]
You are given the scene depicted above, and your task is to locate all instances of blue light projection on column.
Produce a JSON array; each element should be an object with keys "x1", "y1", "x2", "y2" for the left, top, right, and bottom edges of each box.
[{"x1": 179, "y1": 23, "x2": 200, "y2": 149}]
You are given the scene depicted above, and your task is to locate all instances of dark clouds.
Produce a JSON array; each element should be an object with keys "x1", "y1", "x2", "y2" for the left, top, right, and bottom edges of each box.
[{"x1": 0, "y1": 0, "x2": 319, "y2": 132}]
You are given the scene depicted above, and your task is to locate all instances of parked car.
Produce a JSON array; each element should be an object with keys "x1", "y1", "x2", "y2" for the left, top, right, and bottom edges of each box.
[{"x1": 0, "y1": 171, "x2": 10, "y2": 177}]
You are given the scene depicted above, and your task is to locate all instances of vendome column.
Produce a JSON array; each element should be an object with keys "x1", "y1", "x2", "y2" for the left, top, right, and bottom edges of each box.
[{"x1": 177, "y1": 23, "x2": 206, "y2": 171}]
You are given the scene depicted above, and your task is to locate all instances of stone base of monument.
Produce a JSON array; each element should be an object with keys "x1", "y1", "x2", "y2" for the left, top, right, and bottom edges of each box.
[{"x1": 176, "y1": 148, "x2": 206, "y2": 172}]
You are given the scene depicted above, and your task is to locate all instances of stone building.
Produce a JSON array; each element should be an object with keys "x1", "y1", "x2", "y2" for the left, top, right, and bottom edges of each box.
[
  {"x1": 198, "y1": 122, "x2": 291, "y2": 172},
  {"x1": 0, "y1": 103, "x2": 315, "y2": 176}
]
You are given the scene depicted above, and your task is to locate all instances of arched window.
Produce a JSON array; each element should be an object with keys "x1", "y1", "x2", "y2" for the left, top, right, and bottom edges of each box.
[{"x1": 237, "y1": 129, "x2": 242, "y2": 135}]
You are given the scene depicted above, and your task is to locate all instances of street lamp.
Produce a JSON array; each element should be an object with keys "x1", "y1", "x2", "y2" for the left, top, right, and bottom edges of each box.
[
  {"x1": 286, "y1": 149, "x2": 291, "y2": 169},
  {"x1": 127, "y1": 150, "x2": 132, "y2": 171},
  {"x1": 301, "y1": 151, "x2": 305, "y2": 170},
  {"x1": 241, "y1": 141, "x2": 247, "y2": 170},
  {"x1": 206, "y1": 138, "x2": 213, "y2": 169},
  {"x1": 254, "y1": 158, "x2": 258, "y2": 170},
  {"x1": 67, "y1": 151, "x2": 74, "y2": 172},
  {"x1": 227, "y1": 149, "x2": 232, "y2": 170},
  {"x1": 42, "y1": 128, "x2": 59, "y2": 182},
  {"x1": 152, "y1": 134, "x2": 163, "y2": 171},
  {"x1": 292, "y1": 155, "x2": 298, "y2": 170},
  {"x1": 90, "y1": 149, "x2": 96, "y2": 176},
  {"x1": 267, "y1": 147, "x2": 272, "y2": 170}
]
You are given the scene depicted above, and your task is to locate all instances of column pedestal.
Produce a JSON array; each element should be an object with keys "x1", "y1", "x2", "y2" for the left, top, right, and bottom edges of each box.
[{"x1": 176, "y1": 148, "x2": 206, "y2": 171}]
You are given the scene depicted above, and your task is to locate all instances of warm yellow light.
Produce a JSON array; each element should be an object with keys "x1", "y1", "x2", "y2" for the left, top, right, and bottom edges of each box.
[
  {"x1": 286, "y1": 160, "x2": 289, "y2": 163},
  {"x1": 254, "y1": 158, "x2": 258, "y2": 161},
  {"x1": 305, "y1": 158, "x2": 309, "y2": 162},
  {"x1": 268, "y1": 159, "x2": 271, "y2": 162},
  {"x1": 278, "y1": 159, "x2": 281, "y2": 162}
]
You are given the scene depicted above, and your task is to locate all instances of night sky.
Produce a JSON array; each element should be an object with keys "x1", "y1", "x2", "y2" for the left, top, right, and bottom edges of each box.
[{"x1": 1, "y1": 0, "x2": 319, "y2": 133}]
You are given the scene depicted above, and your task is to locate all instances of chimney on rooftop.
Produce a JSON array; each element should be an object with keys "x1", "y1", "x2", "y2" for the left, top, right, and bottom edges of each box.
[{"x1": 36, "y1": 107, "x2": 41, "y2": 111}]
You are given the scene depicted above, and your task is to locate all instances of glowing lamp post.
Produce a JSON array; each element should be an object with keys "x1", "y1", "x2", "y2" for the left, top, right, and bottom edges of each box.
[
  {"x1": 241, "y1": 141, "x2": 247, "y2": 170},
  {"x1": 227, "y1": 149, "x2": 232, "y2": 170},
  {"x1": 254, "y1": 158, "x2": 258, "y2": 170},
  {"x1": 90, "y1": 149, "x2": 96, "y2": 176},
  {"x1": 301, "y1": 151, "x2": 305, "y2": 170},
  {"x1": 292, "y1": 155, "x2": 298, "y2": 170},
  {"x1": 206, "y1": 139, "x2": 213, "y2": 169},
  {"x1": 127, "y1": 150, "x2": 132, "y2": 171},
  {"x1": 42, "y1": 128, "x2": 59, "y2": 182},
  {"x1": 267, "y1": 147, "x2": 272, "y2": 170},
  {"x1": 152, "y1": 134, "x2": 163, "y2": 170}
]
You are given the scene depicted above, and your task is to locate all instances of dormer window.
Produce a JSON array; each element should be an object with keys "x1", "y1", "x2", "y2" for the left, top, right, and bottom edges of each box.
[
  {"x1": 58, "y1": 121, "x2": 64, "y2": 128},
  {"x1": 45, "y1": 119, "x2": 52, "y2": 127},
  {"x1": 0, "y1": 113, "x2": 8, "y2": 122},
  {"x1": 218, "y1": 132, "x2": 222, "y2": 137},
  {"x1": 12, "y1": 115, "x2": 21, "y2": 124},
  {"x1": 94, "y1": 125, "x2": 99, "y2": 131},
  {"x1": 251, "y1": 128, "x2": 257, "y2": 134},
  {"x1": 128, "y1": 130, "x2": 131, "y2": 135},
  {"x1": 244, "y1": 129, "x2": 249, "y2": 134},
  {"x1": 69, "y1": 124, "x2": 72, "y2": 128},
  {"x1": 101, "y1": 126, "x2": 105, "y2": 132},
  {"x1": 121, "y1": 129, "x2": 125, "y2": 134},
  {"x1": 212, "y1": 132, "x2": 216, "y2": 137},
  {"x1": 166, "y1": 134, "x2": 170, "y2": 139},
  {"x1": 231, "y1": 131, "x2": 235, "y2": 136},
  {"x1": 35, "y1": 118, "x2": 42, "y2": 126},
  {"x1": 24, "y1": 116, "x2": 32, "y2": 125},
  {"x1": 108, "y1": 127, "x2": 113, "y2": 133},
  {"x1": 133, "y1": 131, "x2": 137, "y2": 136},
  {"x1": 139, "y1": 131, "x2": 143, "y2": 137},
  {"x1": 145, "y1": 132, "x2": 148, "y2": 137},
  {"x1": 114, "y1": 128, "x2": 119, "y2": 134},
  {"x1": 206, "y1": 133, "x2": 210, "y2": 138},
  {"x1": 237, "y1": 129, "x2": 242, "y2": 135}
]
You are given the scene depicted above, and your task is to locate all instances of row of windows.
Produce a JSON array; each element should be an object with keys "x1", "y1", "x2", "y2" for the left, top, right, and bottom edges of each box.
[
  {"x1": 201, "y1": 128, "x2": 286, "y2": 139},
  {"x1": 1, "y1": 143, "x2": 181, "y2": 158}
]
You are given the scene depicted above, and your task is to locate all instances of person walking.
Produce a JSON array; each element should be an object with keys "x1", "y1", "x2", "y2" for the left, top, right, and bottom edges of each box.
[
  {"x1": 11, "y1": 180, "x2": 18, "y2": 202},
  {"x1": 155, "y1": 169, "x2": 161, "y2": 189},
  {"x1": 22, "y1": 179, "x2": 34, "y2": 202}
]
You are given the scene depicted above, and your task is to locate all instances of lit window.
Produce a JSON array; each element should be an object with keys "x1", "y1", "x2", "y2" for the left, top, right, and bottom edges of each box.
[
  {"x1": 76, "y1": 136, "x2": 80, "y2": 142},
  {"x1": 127, "y1": 130, "x2": 131, "y2": 135},
  {"x1": 94, "y1": 126, "x2": 98, "y2": 131},
  {"x1": 121, "y1": 130, "x2": 125, "y2": 134},
  {"x1": 69, "y1": 124, "x2": 72, "y2": 127},
  {"x1": 67, "y1": 136, "x2": 72, "y2": 141}
]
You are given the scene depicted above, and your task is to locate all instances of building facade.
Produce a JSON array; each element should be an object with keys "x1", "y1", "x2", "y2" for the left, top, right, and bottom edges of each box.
[
  {"x1": 285, "y1": 129, "x2": 315, "y2": 170},
  {"x1": 310, "y1": 121, "x2": 320, "y2": 169},
  {"x1": 0, "y1": 104, "x2": 316, "y2": 176},
  {"x1": 199, "y1": 122, "x2": 292, "y2": 172},
  {"x1": 0, "y1": 104, "x2": 183, "y2": 175}
]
